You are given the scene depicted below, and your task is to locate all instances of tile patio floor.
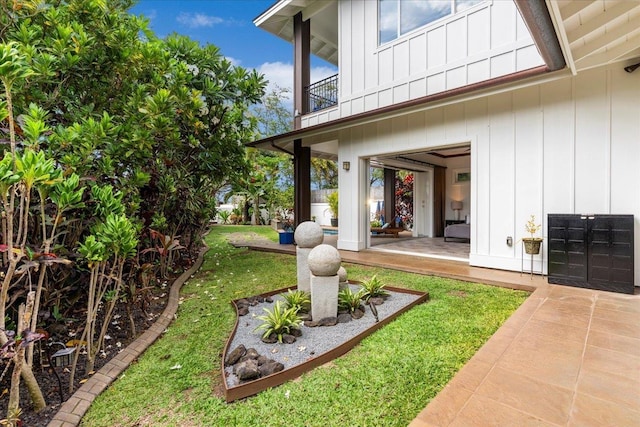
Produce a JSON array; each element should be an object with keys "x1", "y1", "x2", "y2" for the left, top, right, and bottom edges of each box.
[{"x1": 241, "y1": 237, "x2": 640, "y2": 427}]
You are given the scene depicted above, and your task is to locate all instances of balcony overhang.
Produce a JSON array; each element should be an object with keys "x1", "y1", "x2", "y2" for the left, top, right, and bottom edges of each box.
[{"x1": 254, "y1": 0, "x2": 338, "y2": 65}]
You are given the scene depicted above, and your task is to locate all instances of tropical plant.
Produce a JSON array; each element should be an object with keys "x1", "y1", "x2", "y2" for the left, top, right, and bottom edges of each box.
[
  {"x1": 0, "y1": 1, "x2": 266, "y2": 417},
  {"x1": 327, "y1": 191, "x2": 339, "y2": 219},
  {"x1": 70, "y1": 190, "x2": 138, "y2": 390},
  {"x1": 281, "y1": 289, "x2": 310, "y2": 313},
  {"x1": 338, "y1": 287, "x2": 364, "y2": 313},
  {"x1": 395, "y1": 172, "x2": 414, "y2": 229},
  {"x1": 359, "y1": 275, "x2": 388, "y2": 302},
  {"x1": 0, "y1": 43, "x2": 55, "y2": 415},
  {"x1": 311, "y1": 159, "x2": 338, "y2": 190},
  {"x1": 142, "y1": 229, "x2": 185, "y2": 278},
  {"x1": 255, "y1": 301, "x2": 302, "y2": 343},
  {"x1": 218, "y1": 210, "x2": 231, "y2": 224}
]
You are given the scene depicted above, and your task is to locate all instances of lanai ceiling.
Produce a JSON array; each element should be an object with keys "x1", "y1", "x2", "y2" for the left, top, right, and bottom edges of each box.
[
  {"x1": 548, "y1": 0, "x2": 640, "y2": 73},
  {"x1": 371, "y1": 145, "x2": 471, "y2": 173},
  {"x1": 254, "y1": 0, "x2": 338, "y2": 65}
]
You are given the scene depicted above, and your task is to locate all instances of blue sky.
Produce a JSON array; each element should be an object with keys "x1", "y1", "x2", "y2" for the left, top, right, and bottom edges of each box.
[{"x1": 130, "y1": 0, "x2": 337, "y2": 99}]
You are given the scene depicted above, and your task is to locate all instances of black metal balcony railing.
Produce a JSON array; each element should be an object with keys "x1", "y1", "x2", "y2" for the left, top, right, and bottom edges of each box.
[{"x1": 305, "y1": 73, "x2": 338, "y2": 113}]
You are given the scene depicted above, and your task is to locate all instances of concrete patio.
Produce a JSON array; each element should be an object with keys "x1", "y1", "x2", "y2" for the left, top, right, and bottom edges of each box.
[{"x1": 239, "y1": 237, "x2": 640, "y2": 426}]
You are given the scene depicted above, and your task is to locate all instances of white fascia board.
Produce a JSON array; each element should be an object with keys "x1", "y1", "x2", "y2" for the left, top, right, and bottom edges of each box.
[{"x1": 254, "y1": 0, "x2": 294, "y2": 27}]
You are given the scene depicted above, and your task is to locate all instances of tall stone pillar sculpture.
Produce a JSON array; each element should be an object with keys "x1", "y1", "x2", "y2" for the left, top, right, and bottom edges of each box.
[
  {"x1": 307, "y1": 244, "x2": 341, "y2": 321},
  {"x1": 294, "y1": 221, "x2": 324, "y2": 293}
]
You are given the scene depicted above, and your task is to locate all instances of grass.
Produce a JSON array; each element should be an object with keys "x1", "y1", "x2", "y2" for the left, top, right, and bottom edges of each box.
[{"x1": 81, "y1": 225, "x2": 529, "y2": 427}]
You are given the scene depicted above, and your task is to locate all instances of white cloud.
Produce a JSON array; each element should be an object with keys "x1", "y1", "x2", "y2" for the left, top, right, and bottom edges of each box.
[
  {"x1": 311, "y1": 65, "x2": 339, "y2": 84},
  {"x1": 257, "y1": 61, "x2": 294, "y2": 98},
  {"x1": 176, "y1": 12, "x2": 224, "y2": 28},
  {"x1": 225, "y1": 56, "x2": 241, "y2": 66},
  {"x1": 257, "y1": 61, "x2": 337, "y2": 97},
  {"x1": 145, "y1": 9, "x2": 158, "y2": 22}
]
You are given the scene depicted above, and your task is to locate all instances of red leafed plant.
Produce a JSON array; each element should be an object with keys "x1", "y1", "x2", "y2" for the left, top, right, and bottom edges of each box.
[{"x1": 142, "y1": 230, "x2": 185, "y2": 278}]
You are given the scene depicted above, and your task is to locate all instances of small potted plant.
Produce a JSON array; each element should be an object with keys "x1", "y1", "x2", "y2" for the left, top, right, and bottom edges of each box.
[
  {"x1": 327, "y1": 191, "x2": 338, "y2": 227},
  {"x1": 522, "y1": 215, "x2": 543, "y2": 254}
]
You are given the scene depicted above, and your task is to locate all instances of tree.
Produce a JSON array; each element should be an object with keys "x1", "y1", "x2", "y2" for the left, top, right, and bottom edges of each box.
[
  {"x1": 242, "y1": 86, "x2": 296, "y2": 221},
  {"x1": 311, "y1": 158, "x2": 338, "y2": 190},
  {"x1": 370, "y1": 166, "x2": 384, "y2": 187},
  {"x1": 0, "y1": 1, "x2": 267, "y2": 416},
  {"x1": 253, "y1": 85, "x2": 293, "y2": 138},
  {"x1": 248, "y1": 85, "x2": 339, "y2": 218},
  {"x1": 2, "y1": 0, "x2": 266, "y2": 247}
]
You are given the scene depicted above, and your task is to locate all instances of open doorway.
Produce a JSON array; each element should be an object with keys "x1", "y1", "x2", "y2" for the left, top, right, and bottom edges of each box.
[{"x1": 366, "y1": 144, "x2": 471, "y2": 261}]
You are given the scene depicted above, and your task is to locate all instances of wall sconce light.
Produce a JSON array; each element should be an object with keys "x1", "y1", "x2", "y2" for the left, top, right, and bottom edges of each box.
[
  {"x1": 451, "y1": 200, "x2": 463, "y2": 221},
  {"x1": 342, "y1": 161, "x2": 350, "y2": 171}
]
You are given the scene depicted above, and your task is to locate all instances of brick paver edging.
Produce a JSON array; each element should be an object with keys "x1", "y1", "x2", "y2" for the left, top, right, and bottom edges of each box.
[{"x1": 47, "y1": 245, "x2": 209, "y2": 427}]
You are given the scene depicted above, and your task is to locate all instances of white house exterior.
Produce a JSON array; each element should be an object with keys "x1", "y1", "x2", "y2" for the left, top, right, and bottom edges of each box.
[{"x1": 251, "y1": 0, "x2": 640, "y2": 289}]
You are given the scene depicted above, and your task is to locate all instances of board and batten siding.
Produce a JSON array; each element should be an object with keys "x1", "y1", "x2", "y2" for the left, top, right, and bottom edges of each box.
[
  {"x1": 302, "y1": 0, "x2": 543, "y2": 129},
  {"x1": 336, "y1": 63, "x2": 640, "y2": 285}
]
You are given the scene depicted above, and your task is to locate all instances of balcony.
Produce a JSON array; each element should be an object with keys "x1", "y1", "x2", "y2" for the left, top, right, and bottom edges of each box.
[{"x1": 305, "y1": 73, "x2": 338, "y2": 113}]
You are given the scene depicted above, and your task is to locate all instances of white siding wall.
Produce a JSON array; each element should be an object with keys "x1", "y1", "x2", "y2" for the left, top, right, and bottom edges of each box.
[
  {"x1": 337, "y1": 64, "x2": 640, "y2": 286},
  {"x1": 327, "y1": 0, "x2": 543, "y2": 126}
]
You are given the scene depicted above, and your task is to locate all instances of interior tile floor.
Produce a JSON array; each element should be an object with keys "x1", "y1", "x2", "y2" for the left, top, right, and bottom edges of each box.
[{"x1": 236, "y1": 234, "x2": 640, "y2": 426}]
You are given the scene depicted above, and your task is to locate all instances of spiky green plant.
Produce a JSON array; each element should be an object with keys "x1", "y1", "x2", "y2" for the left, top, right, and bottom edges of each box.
[
  {"x1": 281, "y1": 289, "x2": 311, "y2": 313},
  {"x1": 338, "y1": 287, "x2": 364, "y2": 313},
  {"x1": 359, "y1": 274, "x2": 389, "y2": 302},
  {"x1": 255, "y1": 300, "x2": 303, "y2": 343}
]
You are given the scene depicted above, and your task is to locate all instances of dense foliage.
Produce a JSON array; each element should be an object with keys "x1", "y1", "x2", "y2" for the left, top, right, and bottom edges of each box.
[
  {"x1": 1, "y1": 0, "x2": 265, "y2": 243},
  {"x1": 395, "y1": 172, "x2": 413, "y2": 228},
  {"x1": 0, "y1": 0, "x2": 265, "y2": 417}
]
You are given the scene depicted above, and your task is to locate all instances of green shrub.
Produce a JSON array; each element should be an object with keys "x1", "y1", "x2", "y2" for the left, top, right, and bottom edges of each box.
[
  {"x1": 338, "y1": 287, "x2": 364, "y2": 313},
  {"x1": 281, "y1": 289, "x2": 311, "y2": 313},
  {"x1": 359, "y1": 274, "x2": 389, "y2": 302},
  {"x1": 255, "y1": 300, "x2": 303, "y2": 343}
]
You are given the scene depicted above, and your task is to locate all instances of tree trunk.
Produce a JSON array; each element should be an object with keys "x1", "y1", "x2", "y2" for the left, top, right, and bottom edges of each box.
[
  {"x1": 8, "y1": 292, "x2": 46, "y2": 415},
  {"x1": 127, "y1": 302, "x2": 136, "y2": 337},
  {"x1": 0, "y1": 332, "x2": 46, "y2": 413},
  {"x1": 21, "y1": 363, "x2": 46, "y2": 412},
  {"x1": 8, "y1": 303, "x2": 25, "y2": 414}
]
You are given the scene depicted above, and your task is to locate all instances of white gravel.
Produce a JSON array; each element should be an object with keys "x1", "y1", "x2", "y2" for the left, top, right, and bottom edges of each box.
[{"x1": 225, "y1": 284, "x2": 422, "y2": 388}]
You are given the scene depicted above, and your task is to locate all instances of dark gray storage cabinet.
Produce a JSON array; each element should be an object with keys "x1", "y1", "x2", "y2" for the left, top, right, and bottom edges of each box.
[{"x1": 548, "y1": 214, "x2": 635, "y2": 294}]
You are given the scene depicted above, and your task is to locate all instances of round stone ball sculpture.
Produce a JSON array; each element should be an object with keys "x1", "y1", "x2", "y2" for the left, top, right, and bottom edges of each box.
[
  {"x1": 308, "y1": 244, "x2": 341, "y2": 277},
  {"x1": 337, "y1": 266, "x2": 347, "y2": 282},
  {"x1": 294, "y1": 221, "x2": 324, "y2": 248}
]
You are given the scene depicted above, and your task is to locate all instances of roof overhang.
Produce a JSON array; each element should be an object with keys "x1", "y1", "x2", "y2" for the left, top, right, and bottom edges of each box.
[
  {"x1": 254, "y1": 0, "x2": 338, "y2": 65},
  {"x1": 545, "y1": 0, "x2": 640, "y2": 75}
]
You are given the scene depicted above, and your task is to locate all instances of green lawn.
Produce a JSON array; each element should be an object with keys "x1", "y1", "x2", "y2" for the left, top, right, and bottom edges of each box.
[{"x1": 81, "y1": 225, "x2": 528, "y2": 427}]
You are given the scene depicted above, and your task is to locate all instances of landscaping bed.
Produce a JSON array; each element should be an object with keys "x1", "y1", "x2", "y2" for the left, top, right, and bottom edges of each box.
[
  {"x1": 0, "y1": 275, "x2": 176, "y2": 426},
  {"x1": 222, "y1": 284, "x2": 429, "y2": 401}
]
